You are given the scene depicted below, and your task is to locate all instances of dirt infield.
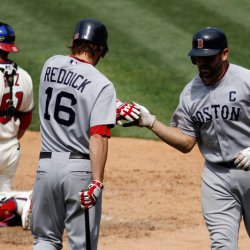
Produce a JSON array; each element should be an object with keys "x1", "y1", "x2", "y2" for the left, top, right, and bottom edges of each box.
[{"x1": 0, "y1": 131, "x2": 249, "y2": 250}]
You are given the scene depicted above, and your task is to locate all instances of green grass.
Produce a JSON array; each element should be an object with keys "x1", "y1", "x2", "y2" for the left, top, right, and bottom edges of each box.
[{"x1": 2, "y1": 0, "x2": 250, "y2": 139}]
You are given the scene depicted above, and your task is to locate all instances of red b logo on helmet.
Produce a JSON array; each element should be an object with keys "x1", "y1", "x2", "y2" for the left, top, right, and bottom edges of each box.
[{"x1": 197, "y1": 38, "x2": 203, "y2": 48}]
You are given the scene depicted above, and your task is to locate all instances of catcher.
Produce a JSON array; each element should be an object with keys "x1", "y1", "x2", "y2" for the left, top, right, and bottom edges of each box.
[{"x1": 0, "y1": 22, "x2": 34, "y2": 191}]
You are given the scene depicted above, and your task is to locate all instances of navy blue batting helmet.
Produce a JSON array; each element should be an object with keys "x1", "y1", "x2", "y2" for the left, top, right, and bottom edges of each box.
[
  {"x1": 188, "y1": 27, "x2": 228, "y2": 57},
  {"x1": 73, "y1": 18, "x2": 108, "y2": 51},
  {"x1": 0, "y1": 22, "x2": 19, "y2": 53}
]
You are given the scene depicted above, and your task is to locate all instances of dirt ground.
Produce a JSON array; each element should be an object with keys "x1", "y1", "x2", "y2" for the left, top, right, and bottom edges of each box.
[{"x1": 0, "y1": 130, "x2": 249, "y2": 250}]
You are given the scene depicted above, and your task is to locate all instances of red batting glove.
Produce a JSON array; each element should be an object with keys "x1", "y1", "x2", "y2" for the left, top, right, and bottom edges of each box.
[
  {"x1": 116, "y1": 99, "x2": 140, "y2": 126},
  {"x1": 80, "y1": 180, "x2": 104, "y2": 209}
]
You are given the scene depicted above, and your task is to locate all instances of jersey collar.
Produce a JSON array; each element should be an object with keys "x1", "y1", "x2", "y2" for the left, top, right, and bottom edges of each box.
[{"x1": 70, "y1": 55, "x2": 91, "y2": 64}]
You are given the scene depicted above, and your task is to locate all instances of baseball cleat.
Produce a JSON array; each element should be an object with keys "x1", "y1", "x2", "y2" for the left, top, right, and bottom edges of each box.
[{"x1": 21, "y1": 191, "x2": 32, "y2": 230}]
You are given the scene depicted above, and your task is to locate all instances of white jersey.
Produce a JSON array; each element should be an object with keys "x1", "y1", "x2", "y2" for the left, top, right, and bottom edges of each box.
[
  {"x1": 39, "y1": 55, "x2": 116, "y2": 153},
  {"x1": 171, "y1": 63, "x2": 250, "y2": 162},
  {"x1": 0, "y1": 62, "x2": 34, "y2": 140}
]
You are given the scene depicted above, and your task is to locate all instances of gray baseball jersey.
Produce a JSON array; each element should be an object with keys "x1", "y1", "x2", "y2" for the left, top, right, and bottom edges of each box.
[
  {"x1": 39, "y1": 55, "x2": 116, "y2": 153},
  {"x1": 32, "y1": 55, "x2": 116, "y2": 250},
  {"x1": 172, "y1": 63, "x2": 250, "y2": 162},
  {"x1": 171, "y1": 63, "x2": 250, "y2": 249}
]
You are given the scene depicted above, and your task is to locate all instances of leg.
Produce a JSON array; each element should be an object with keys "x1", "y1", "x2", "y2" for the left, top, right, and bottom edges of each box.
[
  {"x1": 0, "y1": 140, "x2": 20, "y2": 191},
  {"x1": 242, "y1": 197, "x2": 250, "y2": 237},
  {"x1": 32, "y1": 160, "x2": 65, "y2": 250},
  {"x1": 65, "y1": 197, "x2": 102, "y2": 250},
  {"x1": 32, "y1": 239, "x2": 60, "y2": 250},
  {"x1": 201, "y1": 166, "x2": 241, "y2": 250},
  {"x1": 64, "y1": 165, "x2": 102, "y2": 250},
  {"x1": 234, "y1": 170, "x2": 250, "y2": 237}
]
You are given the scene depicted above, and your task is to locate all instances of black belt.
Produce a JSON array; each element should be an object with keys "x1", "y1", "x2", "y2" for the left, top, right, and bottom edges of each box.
[
  {"x1": 40, "y1": 152, "x2": 90, "y2": 160},
  {"x1": 217, "y1": 160, "x2": 236, "y2": 169}
]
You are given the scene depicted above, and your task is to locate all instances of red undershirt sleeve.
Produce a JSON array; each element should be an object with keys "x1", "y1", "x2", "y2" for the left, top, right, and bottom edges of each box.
[{"x1": 90, "y1": 125, "x2": 111, "y2": 137}]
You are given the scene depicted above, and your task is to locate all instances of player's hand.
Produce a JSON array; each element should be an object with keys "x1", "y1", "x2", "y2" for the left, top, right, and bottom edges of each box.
[
  {"x1": 234, "y1": 147, "x2": 250, "y2": 171},
  {"x1": 132, "y1": 102, "x2": 156, "y2": 128},
  {"x1": 79, "y1": 180, "x2": 104, "y2": 209},
  {"x1": 116, "y1": 99, "x2": 140, "y2": 126}
]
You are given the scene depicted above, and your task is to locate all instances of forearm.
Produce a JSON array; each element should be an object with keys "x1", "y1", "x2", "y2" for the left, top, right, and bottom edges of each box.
[
  {"x1": 89, "y1": 134, "x2": 108, "y2": 182},
  {"x1": 150, "y1": 119, "x2": 196, "y2": 153},
  {"x1": 17, "y1": 112, "x2": 32, "y2": 140},
  {"x1": 17, "y1": 128, "x2": 26, "y2": 140}
]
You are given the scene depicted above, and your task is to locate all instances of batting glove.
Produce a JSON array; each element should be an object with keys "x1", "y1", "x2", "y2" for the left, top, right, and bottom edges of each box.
[
  {"x1": 80, "y1": 180, "x2": 104, "y2": 209},
  {"x1": 116, "y1": 99, "x2": 140, "y2": 126},
  {"x1": 234, "y1": 147, "x2": 250, "y2": 171},
  {"x1": 132, "y1": 102, "x2": 156, "y2": 128}
]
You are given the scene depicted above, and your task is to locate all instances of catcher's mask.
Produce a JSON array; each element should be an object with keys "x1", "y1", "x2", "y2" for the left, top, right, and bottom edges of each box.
[
  {"x1": 188, "y1": 27, "x2": 228, "y2": 64},
  {"x1": 0, "y1": 22, "x2": 19, "y2": 53}
]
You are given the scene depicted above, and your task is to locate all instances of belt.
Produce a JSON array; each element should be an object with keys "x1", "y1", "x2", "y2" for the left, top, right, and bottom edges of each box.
[
  {"x1": 217, "y1": 160, "x2": 236, "y2": 169},
  {"x1": 40, "y1": 152, "x2": 90, "y2": 160}
]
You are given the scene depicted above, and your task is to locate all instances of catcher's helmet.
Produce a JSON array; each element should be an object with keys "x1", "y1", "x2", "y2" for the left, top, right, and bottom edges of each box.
[
  {"x1": 73, "y1": 18, "x2": 108, "y2": 51},
  {"x1": 188, "y1": 27, "x2": 227, "y2": 57},
  {"x1": 0, "y1": 22, "x2": 19, "y2": 53}
]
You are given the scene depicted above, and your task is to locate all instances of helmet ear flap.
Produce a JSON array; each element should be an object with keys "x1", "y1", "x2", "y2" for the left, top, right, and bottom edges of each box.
[{"x1": 191, "y1": 57, "x2": 196, "y2": 65}]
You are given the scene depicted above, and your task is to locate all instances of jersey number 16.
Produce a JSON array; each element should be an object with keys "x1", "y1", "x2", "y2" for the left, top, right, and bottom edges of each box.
[{"x1": 44, "y1": 87, "x2": 76, "y2": 126}]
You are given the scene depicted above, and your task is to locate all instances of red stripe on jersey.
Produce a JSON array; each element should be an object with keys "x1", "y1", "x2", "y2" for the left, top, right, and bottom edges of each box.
[{"x1": 90, "y1": 125, "x2": 111, "y2": 137}]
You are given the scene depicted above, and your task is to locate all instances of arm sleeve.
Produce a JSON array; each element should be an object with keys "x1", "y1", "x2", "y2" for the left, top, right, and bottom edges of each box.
[
  {"x1": 171, "y1": 92, "x2": 199, "y2": 138},
  {"x1": 90, "y1": 84, "x2": 116, "y2": 127}
]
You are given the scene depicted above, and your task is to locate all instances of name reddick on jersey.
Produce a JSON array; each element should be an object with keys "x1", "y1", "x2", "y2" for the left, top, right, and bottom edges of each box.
[{"x1": 43, "y1": 66, "x2": 91, "y2": 93}]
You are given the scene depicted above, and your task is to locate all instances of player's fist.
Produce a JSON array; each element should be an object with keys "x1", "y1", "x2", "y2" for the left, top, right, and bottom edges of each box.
[
  {"x1": 132, "y1": 102, "x2": 156, "y2": 128},
  {"x1": 79, "y1": 180, "x2": 104, "y2": 209},
  {"x1": 116, "y1": 99, "x2": 140, "y2": 126},
  {"x1": 234, "y1": 147, "x2": 250, "y2": 171}
]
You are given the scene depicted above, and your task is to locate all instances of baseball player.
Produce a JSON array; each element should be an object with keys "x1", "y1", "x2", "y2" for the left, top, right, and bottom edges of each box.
[
  {"x1": 0, "y1": 22, "x2": 34, "y2": 191},
  {"x1": 0, "y1": 190, "x2": 32, "y2": 229},
  {"x1": 31, "y1": 18, "x2": 139, "y2": 250},
  {"x1": 134, "y1": 27, "x2": 250, "y2": 249}
]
